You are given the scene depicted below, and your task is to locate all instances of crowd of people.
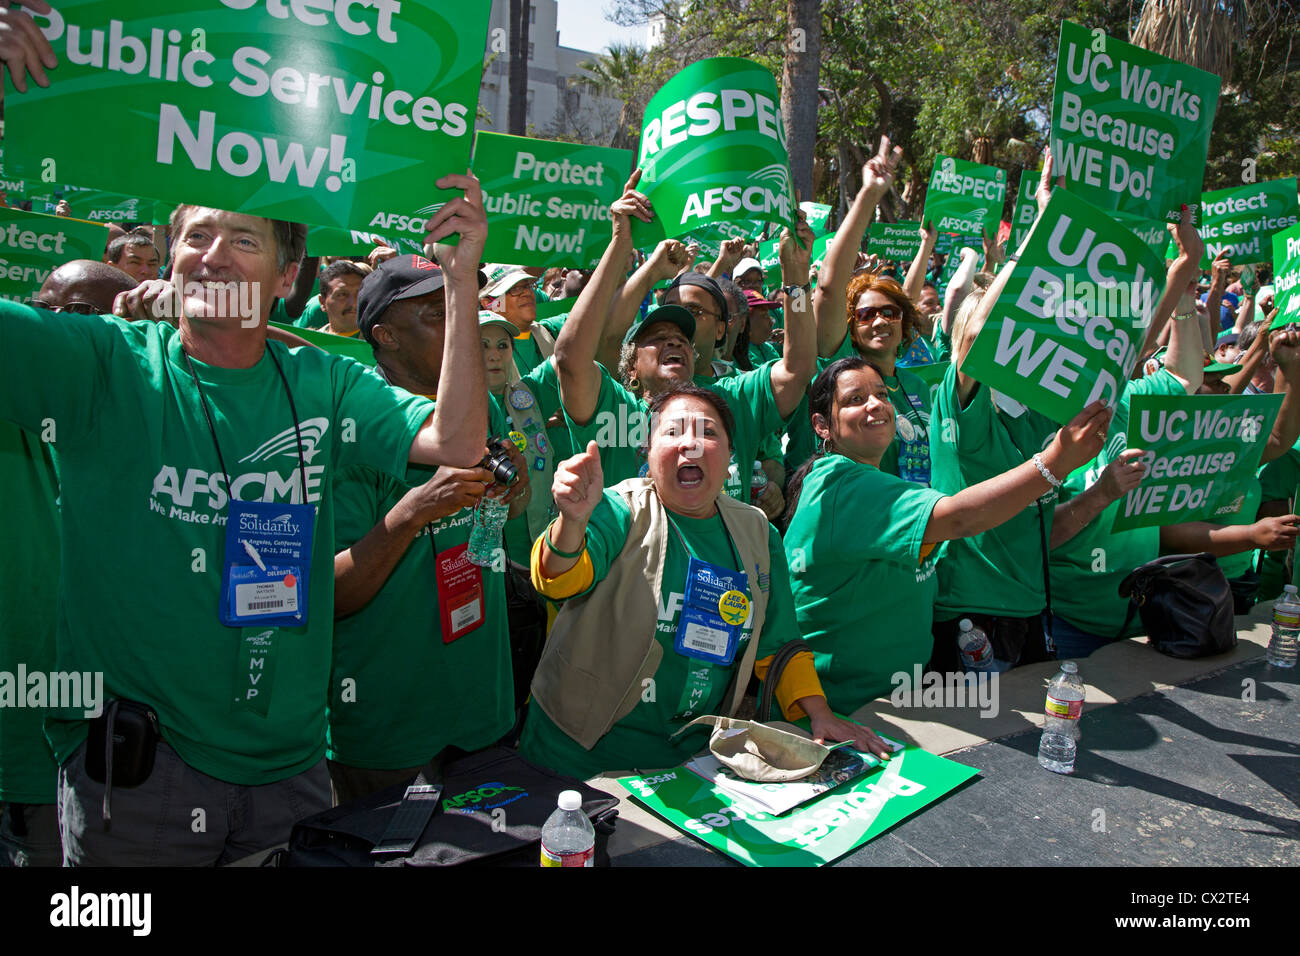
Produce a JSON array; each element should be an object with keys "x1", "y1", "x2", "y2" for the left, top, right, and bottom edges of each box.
[{"x1": 4, "y1": 15, "x2": 1300, "y2": 868}]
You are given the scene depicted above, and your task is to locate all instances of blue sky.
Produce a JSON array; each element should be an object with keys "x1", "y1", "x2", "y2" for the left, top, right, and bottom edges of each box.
[{"x1": 556, "y1": 0, "x2": 649, "y2": 54}]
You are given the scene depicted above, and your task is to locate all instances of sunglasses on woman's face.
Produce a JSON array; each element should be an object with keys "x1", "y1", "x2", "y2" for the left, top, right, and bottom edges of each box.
[{"x1": 854, "y1": 305, "x2": 902, "y2": 324}]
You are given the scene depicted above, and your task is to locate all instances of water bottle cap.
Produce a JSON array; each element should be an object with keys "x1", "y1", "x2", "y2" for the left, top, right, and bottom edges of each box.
[
  {"x1": 558, "y1": 790, "x2": 582, "y2": 812},
  {"x1": 1060, "y1": 661, "x2": 1078, "y2": 674},
  {"x1": 958, "y1": 618, "x2": 973, "y2": 632},
  {"x1": 1286, "y1": 585, "x2": 1299, "y2": 596}
]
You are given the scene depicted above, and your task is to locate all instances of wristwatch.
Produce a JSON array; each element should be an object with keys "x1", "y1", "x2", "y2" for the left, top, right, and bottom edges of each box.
[{"x1": 782, "y1": 284, "x2": 811, "y2": 297}]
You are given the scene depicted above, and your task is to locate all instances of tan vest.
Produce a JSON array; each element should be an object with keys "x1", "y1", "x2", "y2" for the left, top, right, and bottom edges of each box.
[
  {"x1": 531, "y1": 321, "x2": 557, "y2": 359},
  {"x1": 530, "y1": 478, "x2": 772, "y2": 751}
]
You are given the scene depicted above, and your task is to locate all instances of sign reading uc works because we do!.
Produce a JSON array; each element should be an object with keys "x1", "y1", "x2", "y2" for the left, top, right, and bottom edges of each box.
[
  {"x1": 632, "y1": 58, "x2": 798, "y2": 247},
  {"x1": 8, "y1": 0, "x2": 491, "y2": 234}
]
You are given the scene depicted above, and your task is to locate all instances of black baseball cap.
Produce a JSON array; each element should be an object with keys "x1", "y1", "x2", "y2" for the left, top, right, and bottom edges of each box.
[
  {"x1": 623, "y1": 304, "x2": 696, "y2": 347},
  {"x1": 665, "y1": 272, "x2": 729, "y2": 320},
  {"x1": 357, "y1": 254, "x2": 446, "y2": 345}
]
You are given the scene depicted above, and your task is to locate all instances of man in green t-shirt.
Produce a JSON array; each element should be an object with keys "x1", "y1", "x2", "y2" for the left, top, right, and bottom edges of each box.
[
  {"x1": 313, "y1": 259, "x2": 367, "y2": 337},
  {"x1": 326, "y1": 263, "x2": 529, "y2": 805},
  {"x1": 1, "y1": 263, "x2": 135, "y2": 867},
  {"x1": 1, "y1": 180, "x2": 489, "y2": 866},
  {"x1": 479, "y1": 264, "x2": 567, "y2": 377}
]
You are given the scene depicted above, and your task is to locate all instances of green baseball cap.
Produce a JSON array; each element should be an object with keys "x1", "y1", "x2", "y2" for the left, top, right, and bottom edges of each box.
[
  {"x1": 622, "y1": 304, "x2": 696, "y2": 347},
  {"x1": 478, "y1": 310, "x2": 518, "y2": 338}
]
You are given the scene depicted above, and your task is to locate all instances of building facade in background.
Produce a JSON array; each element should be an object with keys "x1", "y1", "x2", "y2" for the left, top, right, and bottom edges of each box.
[{"x1": 478, "y1": 0, "x2": 633, "y2": 146}]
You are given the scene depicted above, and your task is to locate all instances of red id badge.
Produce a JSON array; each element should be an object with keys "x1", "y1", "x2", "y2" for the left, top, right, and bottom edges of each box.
[{"x1": 435, "y1": 542, "x2": 485, "y2": 643}]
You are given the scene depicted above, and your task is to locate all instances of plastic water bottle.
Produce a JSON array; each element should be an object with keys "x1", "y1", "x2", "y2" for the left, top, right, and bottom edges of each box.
[
  {"x1": 750, "y1": 461, "x2": 768, "y2": 501},
  {"x1": 540, "y1": 790, "x2": 595, "y2": 867},
  {"x1": 1268, "y1": 584, "x2": 1300, "y2": 668},
  {"x1": 957, "y1": 618, "x2": 995, "y2": 671},
  {"x1": 466, "y1": 495, "x2": 509, "y2": 567},
  {"x1": 1037, "y1": 661, "x2": 1085, "y2": 774}
]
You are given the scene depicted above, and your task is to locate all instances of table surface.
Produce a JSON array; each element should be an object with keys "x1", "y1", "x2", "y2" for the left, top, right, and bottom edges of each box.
[{"x1": 608, "y1": 626, "x2": 1300, "y2": 867}]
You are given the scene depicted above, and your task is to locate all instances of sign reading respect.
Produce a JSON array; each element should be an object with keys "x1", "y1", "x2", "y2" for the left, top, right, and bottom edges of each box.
[
  {"x1": 0, "y1": 208, "x2": 109, "y2": 304},
  {"x1": 633, "y1": 57, "x2": 797, "y2": 247},
  {"x1": 1114, "y1": 393, "x2": 1282, "y2": 532},
  {"x1": 962, "y1": 187, "x2": 1164, "y2": 425},
  {"x1": 922, "y1": 155, "x2": 1006, "y2": 237},
  {"x1": 1051, "y1": 20, "x2": 1220, "y2": 222},
  {"x1": 9, "y1": 0, "x2": 491, "y2": 233},
  {"x1": 472, "y1": 132, "x2": 632, "y2": 268}
]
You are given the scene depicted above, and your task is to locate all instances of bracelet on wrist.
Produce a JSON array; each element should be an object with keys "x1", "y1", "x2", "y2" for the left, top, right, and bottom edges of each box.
[
  {"x1": 544, "y1": 523, "x2": 585, "y2": 560},
  {"x1": 1032, "y1": 452, "x2": 1064, "y2": 490}
]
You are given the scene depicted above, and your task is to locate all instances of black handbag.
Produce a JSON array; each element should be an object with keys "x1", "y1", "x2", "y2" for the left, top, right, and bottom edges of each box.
[
  {"x1": 1117, "y1": 552, "x2": 1236, "y2": 658},
  {"x1": 270, "y1": 747, "x2": 619, "y2": 867}
]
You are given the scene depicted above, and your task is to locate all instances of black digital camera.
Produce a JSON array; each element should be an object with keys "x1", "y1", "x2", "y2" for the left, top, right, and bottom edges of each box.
[{"x1": 480, "y1": 436, "x2": 519, "y2": 487}]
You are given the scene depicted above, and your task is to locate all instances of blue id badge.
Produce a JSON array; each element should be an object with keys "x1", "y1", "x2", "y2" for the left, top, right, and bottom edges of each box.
[
  {"x1": 220, "y1": 499, "x2": 315, "y2": 628},
  {"x1": 673, "y1": 556, "x2": 749, "y2": 666}
]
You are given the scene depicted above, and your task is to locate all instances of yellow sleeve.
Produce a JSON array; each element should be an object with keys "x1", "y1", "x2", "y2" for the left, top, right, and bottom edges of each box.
[
  {"x1": 753, "y1": 650, "x2": 822, "y2": 722},
  {"x1": 529, "y1": 529, "x2": 594, "y2": 599}
]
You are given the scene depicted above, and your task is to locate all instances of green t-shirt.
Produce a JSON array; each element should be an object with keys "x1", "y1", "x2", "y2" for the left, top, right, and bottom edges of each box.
[
  {"x1": 784, "y1": 454, "x2": 944, "y2": 712},
  {"x1": 930, "y1": 369, "x2": 1059, "y2": 620},
  {"x1": 0, "y1": 422, "x2": 60, "y2": 803},
  {"x1": 267, "y1": 297, "x2": 325, "y2": 329},
  {"x1": 930, "y1": 326, "x2": 953, "y2": 363},
  {"x1": 327, "y1": 455, "x2": 513, "y2": 768},
  {"x1": 1049, "y1": 369, "x2": 1187, "y2": 638},
  {"x1": 748, "y1": 341, "x2": 781, "y2": 367},
  {"x1": 565, "y1": 363, "x2": 786, "y2": 504},
  {"x1": 0, "y1": 303, "x2": 433, "y2": 785},
  {"x1": 519, "y1": 491, "x2": 797, "y2": 778},
  {"x1": 511, "y1": 315, "x2": 567, "y2": 379},
  {"x1": 1216, "y1": 478, "x2": 1262, "y2": 580}
]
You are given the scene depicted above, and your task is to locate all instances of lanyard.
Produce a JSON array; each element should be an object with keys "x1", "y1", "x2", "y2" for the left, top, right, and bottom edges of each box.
[
  {"x1": 182, "y1": 345, "x2": 310, "y2": 504},
  {"x1": 888, "y1": 373, "x2": 928, "y2": 440},
  {"x1": 665, "y1": 510, "x2": 742, "y2": 574}
]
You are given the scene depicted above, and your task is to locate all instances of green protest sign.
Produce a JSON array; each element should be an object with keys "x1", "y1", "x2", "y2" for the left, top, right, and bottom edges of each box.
[
  {"x1": 908, "y1": 361, "x2": 950, "y2": 390},
  {"x1": 1112, "y1": 209, "x2": 1172, "y2": 262},
  {"x1": 620, "y1": 742, "x2": 976, "y2": 867},
  {"x1": 755, "y1": 236, "x2": 782, "y2": 289},
  {"x1": 961, "y1": 187, "x2": 1164, "y2": 424},
  {"x1": 0, "y1": 207, "x2": 109, "y2": 303},
  {"x1": 305, "y1": 226, "x2": 424, "y2": 258},
  {"x1": 687, "y1": 219, "x2": 764, "y2": 259},
  {"x1": 633, "y1": 58, "x2": 796, "y2": 246},
  {"x1": 1010, "y1": 173, "x2": 1038, "y2": 252},
  {"x1": 537, "y1": 296, "x2": 576, "y2": 320},
  {"x1": 800, "y1": 201, "x2": 832, "y2": 234},
  {"x1": 1051, "y1": 20, "x2": 1219, "y2": 222},
  {"x1": 0, "y1": 149, "x2": 26, "y2": 205},
  {"x1": 922, "y1": 155, "x2": 1007, "y2": 237},
  {"x1": 1195, "y1": 178, "x2": 1299, "y2": 268},
  {"x1": 1272, "y1": 223, "x2": 1300, "y2": 330},
  {"x1": 472, "y1": 132, "x2": 632, "y2": 269},
  {"x1": 30, "y1": 185, "x2": 155, "y2": 225},
  {"x1": 1114, "y1": 393, "x2": 1283, "y2": 532},
  {"x1": 271, "y1": 321, "x2": 375, "y2": 366},
  {"x1": 867, "y1": 221, "x2": 923, "y2": 261},
  {"x1": 9, "y1": 0, "x2": 490, "y2": 234}
]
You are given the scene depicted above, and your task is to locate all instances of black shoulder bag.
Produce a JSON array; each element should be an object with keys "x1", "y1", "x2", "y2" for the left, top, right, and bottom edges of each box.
[{"x1": 1116, "y1": 552, "x2": 1236, "y2": 658}]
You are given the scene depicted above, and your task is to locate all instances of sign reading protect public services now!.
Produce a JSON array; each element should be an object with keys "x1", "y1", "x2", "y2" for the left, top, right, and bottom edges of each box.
[
  {"x1": 961, "y1": 187, "x2": 1165, "y2": 425},
  {"x1": 472, "y1": 132, "x2": 632, "y2": 269},
  {"x1": 1051, "y1": 20, "x2": 1219, "y2": 222},
  {"x1": 1195, "y1": 178, "x2": 1299, "y2": 268},
  {"x1": 921, "y1": 155, "x2": 1006, "y2": 237},
  {"x1": 1114, "y1": 393, "x2": 1282, "y2": 532},
  {"x1": 0, "y1": 207, "x2": 109, "y2": 303},
  {"x1": 633, "y1": 57, "x2": 797, "y2": 247},
  {"x1": 9, "y1": 0, "x2": 491, "y2": 234},
  {"x1": 1272, "y1": 222, "x2": 1300, "y2": 330},
  {"x1": 867, "y1": 221, "x2": 923, "y2": 261}
]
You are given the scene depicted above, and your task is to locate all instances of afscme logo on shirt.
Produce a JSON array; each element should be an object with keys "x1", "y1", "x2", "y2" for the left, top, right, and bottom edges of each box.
[
  {"x1": 149, "y1": 421, "x2": 329, "y2": 519},
  {"x1": 238, "y1": 418, "x2": 330, "y2": 465}
]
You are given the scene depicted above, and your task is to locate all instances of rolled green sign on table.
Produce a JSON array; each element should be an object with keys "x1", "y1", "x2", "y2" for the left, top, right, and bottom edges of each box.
[
  {"x1": 1113, "y1": 393, "x2": 1283, "y2": 532},
  {"x1": 961, "y1": 188, "x2": 1164, "y2": 425},
  {"x1": 619, "y1": 739, "x2": 977, "y2": 867},
  {"x1": 1194, "y1": 178, "x2": 1299, "y2": 268},
  {"x1": 632, "y1": 57, "x2": 797, "y2": 247},
  {"x1": 921, "y1": 155, "x2": 1007, "y2": 237},
  {"x1": 1272, "y1": 223, "x2": 1300, "y2": 331},
  {"x1": 0, "y1": 208, "x2": 109, "y2": 303},
  {"x1": 472, "y1": 132, "x2": 633, "y2": 269},
  {"x1": 8, "y1": 0, "x2": 491, "y2": 233},
  {"x1": 1050, "y1": 20, "x2": 1219, "y2": 222}
]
